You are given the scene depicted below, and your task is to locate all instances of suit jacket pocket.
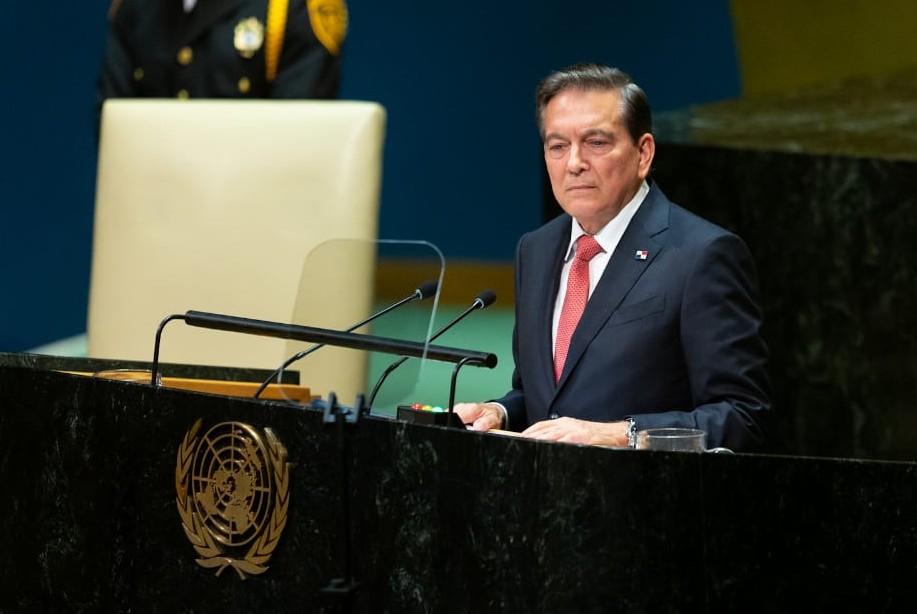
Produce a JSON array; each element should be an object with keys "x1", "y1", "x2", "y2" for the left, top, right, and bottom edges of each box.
[{"x1": 608, "y1": 295, "x2": 665, "y2": 326}]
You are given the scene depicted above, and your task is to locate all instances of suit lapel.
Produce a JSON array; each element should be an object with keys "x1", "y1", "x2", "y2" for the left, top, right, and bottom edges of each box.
[
  {"x1": 554, "y1": 186, "x2": 670, "y2": 390},
  {"x1": 523, "y1": 217, "x2": 570, "y2": 390}
]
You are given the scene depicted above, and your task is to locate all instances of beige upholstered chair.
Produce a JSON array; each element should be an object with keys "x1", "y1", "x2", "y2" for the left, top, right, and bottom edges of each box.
[{"x1": 86, "y1": 99, "x2": 385, "y2": 399}]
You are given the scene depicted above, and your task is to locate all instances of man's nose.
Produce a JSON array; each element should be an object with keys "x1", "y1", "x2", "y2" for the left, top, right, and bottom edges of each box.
[{"x1": 566, "y1": 144, "x2": 587, "y2": 173}]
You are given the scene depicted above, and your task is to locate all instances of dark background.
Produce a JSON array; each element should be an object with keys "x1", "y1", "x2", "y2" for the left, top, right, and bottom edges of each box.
[{"x1": 0, "y1": 1, "x2": 741, "y2": 351}]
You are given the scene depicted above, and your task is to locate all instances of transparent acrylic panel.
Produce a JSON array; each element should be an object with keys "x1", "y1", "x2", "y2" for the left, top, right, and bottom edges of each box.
[{"x1": 268, "y1": 239, "x2": 444, "y2": 414}]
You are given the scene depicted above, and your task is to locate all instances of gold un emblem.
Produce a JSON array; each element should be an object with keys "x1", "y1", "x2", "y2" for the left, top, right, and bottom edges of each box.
[{"x1": 176, "y1": 419, "x2": 290, "y2": 579}]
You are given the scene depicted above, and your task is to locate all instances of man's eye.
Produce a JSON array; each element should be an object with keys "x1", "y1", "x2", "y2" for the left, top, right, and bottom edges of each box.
[{"x1": 586, "y1": 139, "x2": 610, "y2": 149}]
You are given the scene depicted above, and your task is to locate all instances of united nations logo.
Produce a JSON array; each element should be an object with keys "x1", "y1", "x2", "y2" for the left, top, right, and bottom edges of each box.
[{"x1": 175, "y1": 419, "x2": 290, "y2": 579}]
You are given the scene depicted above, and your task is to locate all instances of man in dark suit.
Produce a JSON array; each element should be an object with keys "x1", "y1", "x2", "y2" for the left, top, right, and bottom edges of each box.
[
  {"x1": 455, "y1": 64, "x2": 771, "y2": 451},
  {"x1": 97, "y1": 0, "x2": 346, "y2": 108}
]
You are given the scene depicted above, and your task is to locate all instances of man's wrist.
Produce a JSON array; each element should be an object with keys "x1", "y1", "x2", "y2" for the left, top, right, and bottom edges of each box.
[{"x1": 491, "y1": 402, "x2": 508, "y2": 429}]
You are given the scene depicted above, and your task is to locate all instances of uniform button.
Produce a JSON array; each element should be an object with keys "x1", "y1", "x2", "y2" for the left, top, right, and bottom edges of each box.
[
  {"x1": 176, "y1": 89, "x2": 190, "y2": 99},
  {"x1": 237, "y1": 77, "x2": 251, "y2": 94},
  {"x1": 132, "y1": 67, "x2": 144, "y2": 82},
  {"x1": 177, "y1": 46, "x2": 193, "y2": 65},
  {"x1": 549, "y1": 412, "x2": 559, "y2": 420}
]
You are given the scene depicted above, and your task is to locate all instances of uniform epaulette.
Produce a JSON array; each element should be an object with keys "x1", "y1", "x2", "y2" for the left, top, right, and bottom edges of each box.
[{"x1": 307, "y1": 0, "x2": 348, "y2": 56}]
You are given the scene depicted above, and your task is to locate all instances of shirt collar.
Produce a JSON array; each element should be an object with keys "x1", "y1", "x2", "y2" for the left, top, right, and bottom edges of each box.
[{"x1": 563, "y1": 180, "x2": 650, "y2": 262}]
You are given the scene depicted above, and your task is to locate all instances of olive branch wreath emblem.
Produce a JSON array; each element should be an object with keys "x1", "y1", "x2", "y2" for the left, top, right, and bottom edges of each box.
[{"x1": 175, "y1": 419, "x2": 290, "y2": 579}]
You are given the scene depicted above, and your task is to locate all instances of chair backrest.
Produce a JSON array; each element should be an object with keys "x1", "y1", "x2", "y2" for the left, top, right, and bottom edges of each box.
[{"x1": 87, "y1": 99, "x2": 385, "y2": 399}]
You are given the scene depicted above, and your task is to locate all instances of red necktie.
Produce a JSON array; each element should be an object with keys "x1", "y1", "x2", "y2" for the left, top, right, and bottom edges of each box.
[{"x1": 554, "y1": 234, "x2": 604, "y2": 383}]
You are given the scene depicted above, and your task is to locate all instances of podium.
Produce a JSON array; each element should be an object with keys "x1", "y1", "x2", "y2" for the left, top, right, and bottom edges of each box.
[{"x1": 2, "y1": 354, "x2": 917, "y2": 611}]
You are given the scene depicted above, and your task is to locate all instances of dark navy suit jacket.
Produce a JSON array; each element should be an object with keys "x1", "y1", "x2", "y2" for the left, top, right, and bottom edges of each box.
[{"x1": 496, "y1": 184, "x2": 772, "y2": 451}]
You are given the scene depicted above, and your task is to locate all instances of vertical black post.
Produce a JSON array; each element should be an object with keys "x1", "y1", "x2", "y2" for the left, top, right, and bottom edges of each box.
[{"x1": 320, "y1": 392, "x2": 363, "y2": 611}]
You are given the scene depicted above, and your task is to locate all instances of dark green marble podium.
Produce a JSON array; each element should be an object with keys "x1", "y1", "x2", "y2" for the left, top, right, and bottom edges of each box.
[
  {"x1": 647, "y1": 70, "x2": 917, "y2": 462},
  {"x1": 2, "y1": 356, "x2": 917, "y2": 612},
  {"x1": 651, "y1": 144, "x2": 917, "y2": 462}
]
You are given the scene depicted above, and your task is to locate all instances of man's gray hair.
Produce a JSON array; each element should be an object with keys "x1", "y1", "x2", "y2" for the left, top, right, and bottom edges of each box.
[{"x1": 535, "y1": 63, "x2": 652, "y2": 143}]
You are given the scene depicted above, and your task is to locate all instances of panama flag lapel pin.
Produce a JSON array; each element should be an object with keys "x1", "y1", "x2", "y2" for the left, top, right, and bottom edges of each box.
[{"x1": 635, "y1": 250, "x2": 648, "y2": 261}]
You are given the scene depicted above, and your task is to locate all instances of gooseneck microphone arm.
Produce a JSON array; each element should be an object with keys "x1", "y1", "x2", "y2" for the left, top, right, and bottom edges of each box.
[
  {"x1": 252, "y1": 280, "x2": 439, "y2": 398},
  {"x1": 447, "y1": 356, "x2": 481, "y2": 422},
  {"x1": 150, "y1": 306, "x2": 496, "y2": 389},
  {"x1": 151, "y1": 313, "x2": 187, "y2": 387},
  {"x1": 366, "y1": 289, "x2": 497, "y2": 410}
]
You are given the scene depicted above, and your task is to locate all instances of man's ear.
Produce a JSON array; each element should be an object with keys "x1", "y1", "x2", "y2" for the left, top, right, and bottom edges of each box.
[{"x1": 637, "y1": 133, "x2": 655, "y2": 179}]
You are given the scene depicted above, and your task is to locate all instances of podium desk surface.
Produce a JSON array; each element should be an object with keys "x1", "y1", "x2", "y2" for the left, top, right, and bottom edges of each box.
[{"x1": 0, "y1": 351, "x2": 299, "y2": 384}]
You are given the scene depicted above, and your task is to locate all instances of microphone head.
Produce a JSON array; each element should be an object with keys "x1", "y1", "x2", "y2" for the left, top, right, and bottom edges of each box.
[
  {"x1": 473, "y1": 289, "x2": 497, "y2": 309},
  {"x1": 415, "y1": 279, "x2": 440, "y2": 300}
]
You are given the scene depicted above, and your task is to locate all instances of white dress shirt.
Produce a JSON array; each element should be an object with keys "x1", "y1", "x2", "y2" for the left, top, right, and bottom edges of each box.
[{"x1": 551, "y1": 180, "x2": 650, "y2": 354}]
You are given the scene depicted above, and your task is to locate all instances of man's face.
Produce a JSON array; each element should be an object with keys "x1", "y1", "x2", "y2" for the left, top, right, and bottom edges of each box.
[{"x1": 542, "y1": 88, "x2": 655, "y2": 234}]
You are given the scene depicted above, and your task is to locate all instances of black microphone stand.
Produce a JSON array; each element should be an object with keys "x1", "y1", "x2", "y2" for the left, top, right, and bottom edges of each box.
[
  {"x1": 447, "y1": 356, "x2": 485, "y2": 423},
  {"x1": 150, "y1": 310, "x2": 497, "y2": 387},
  {"x1": 366, "y1": 291, "x2": 495, "y2": 411},
  {"x1": 252, "y1": 281, "x2": 438, "y2": 399},
  {"x1": 318, "y1": 391, "x2": 366, "y2": 611}
]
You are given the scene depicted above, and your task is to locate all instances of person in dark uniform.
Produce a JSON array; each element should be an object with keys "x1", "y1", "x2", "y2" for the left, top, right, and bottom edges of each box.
[{"x1": 97, "y1": 0, "x2": 347, "y2": 110}]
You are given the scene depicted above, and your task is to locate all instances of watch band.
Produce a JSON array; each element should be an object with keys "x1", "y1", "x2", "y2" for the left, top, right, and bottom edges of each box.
[{"x1": 626, "y1": 417, "x2": 637, "y2": 448}]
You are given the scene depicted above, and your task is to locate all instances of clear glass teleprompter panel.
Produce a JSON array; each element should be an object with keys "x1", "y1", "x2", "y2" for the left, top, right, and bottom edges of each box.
[{"x1": 271, "y1": 239, "x2": 444, "y2": 415}]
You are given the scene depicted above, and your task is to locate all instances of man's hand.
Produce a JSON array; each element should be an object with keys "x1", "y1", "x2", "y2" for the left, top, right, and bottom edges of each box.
[
  {"x1": 452, "y1": 402, "x2": 505, "y2": 431},
  {"x1": 521, "y1": 417, "x2": 630, "y2": 447}
]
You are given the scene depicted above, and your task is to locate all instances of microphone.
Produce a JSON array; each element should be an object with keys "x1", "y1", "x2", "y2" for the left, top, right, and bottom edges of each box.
[
  {"x1": 367, "y1": 289, "x2": 496, "y2": 410},
  {"x1": 252, "y1": 279, "x2": 439, "y2": 398}
]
